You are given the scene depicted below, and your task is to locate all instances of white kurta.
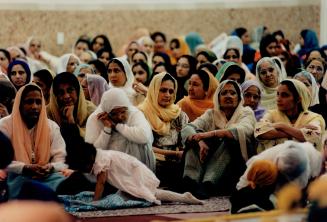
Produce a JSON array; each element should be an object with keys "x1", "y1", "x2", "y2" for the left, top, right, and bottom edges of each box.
[
  {"x1": 236, "y1": 141, "x2": 322, "y2": 190},
  {"x1": 85, "y1": 106, "x2": 155, "y2": 171},
  {"x1": 0, "y1": 117, "x2": 67, "y2": 174},
  {"x1": 93, "y1": 149, "x2": 160, "y2": 204}
]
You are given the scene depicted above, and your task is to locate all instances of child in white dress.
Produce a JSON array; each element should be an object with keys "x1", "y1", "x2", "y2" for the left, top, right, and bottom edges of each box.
[{"x1": 67, "y1": 143, "x2": 203, "y2": 205}]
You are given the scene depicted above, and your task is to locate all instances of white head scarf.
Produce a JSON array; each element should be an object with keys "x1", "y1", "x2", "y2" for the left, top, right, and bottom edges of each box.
[
  {"x1": 108, "y1": 57, "x2": 136, "y2": 101},
  {"x1": 56, "y1": 53, "x2": 80, "y2": 74},
  {"x1": 85, "y1": 88, "x2": 132, "y2": 145},
  {"x1": 294, "y1": 70, "x2": 319, "y2": 107},
  {"x1": 225, "y1": 36, "x2": 243, "y2": 56},
  {"x1": 255, "y1": 57, "x2": 284, "y2": 110}
]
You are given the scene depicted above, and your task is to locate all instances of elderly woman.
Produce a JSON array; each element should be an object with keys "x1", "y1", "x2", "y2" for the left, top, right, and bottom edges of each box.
[
  {"x1": 182, "y1": 80, "x2": 256, "y2": 198},
  {"x1": 305, "y1": 58, "x2": 327, "y2": 85},
  {"x1": 107, "y1": 58, "x2": 138, "y2": 104},
  {"x1": 85, "y1": 88, "x2": 155, "y2": 171},
  {"x1": 0, "y1": 84, "x2": 68, "y2": 198},
  {"x1": 255, "y1": 57, "x2": 284, "y2": 110},
  {"x1": 241, "y1": 80, "x2": 266, "y2": 121},
  {"x1": 255, "y1": 79, "x2": 325, "y2": 153},
  {"x1": 56, "y1": 53, "x2": 80, "y2": 74},
  {"x1": 7, "y1": 60, "x2": 31, "y2": 90},
  {"x1": 138, "y1": 72, "x2": 189, "y2": 189},
  {"x1": 47, "y1": 73, "x2": 96, "y2": 168},
  {"x1": 177, "y1": 70, "x2": 218, "y2": 121}
]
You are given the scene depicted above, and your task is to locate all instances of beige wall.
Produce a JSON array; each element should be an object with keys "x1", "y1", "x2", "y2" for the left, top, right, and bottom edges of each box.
[{"x1": 0, "y1": 5, "x2": 320, "y2": 56}]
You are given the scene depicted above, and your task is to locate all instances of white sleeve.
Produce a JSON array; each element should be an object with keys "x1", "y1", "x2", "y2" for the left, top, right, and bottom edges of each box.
[
  {"x1": 49, "y1": 120, "x2": 68, "y2": 171},
  {"x1": 93, "y1": 127, "x2": 112, "y2": 149},
  {"x1": 115, "y1": 110, "x2": 153, "y2": 144}
]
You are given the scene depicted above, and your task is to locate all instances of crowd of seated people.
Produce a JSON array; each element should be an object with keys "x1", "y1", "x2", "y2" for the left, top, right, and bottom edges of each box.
[{"x1": 0, "y1": 26, "x2": 327, "y2": 216}]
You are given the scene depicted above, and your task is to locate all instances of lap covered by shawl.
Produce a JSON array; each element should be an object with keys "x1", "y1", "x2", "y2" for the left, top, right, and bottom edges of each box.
[{"x1": 184, "y1": 137, "x2": 246, "y2": 187}]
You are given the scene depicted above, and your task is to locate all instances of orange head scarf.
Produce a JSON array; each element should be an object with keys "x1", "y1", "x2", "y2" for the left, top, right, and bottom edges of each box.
[
  {"x1": 247, "y1": 160, "x2": 278, "y2": 189},
  {"x1": 177, "y1": 70, "x2": 218, "y2": 121},
  {"x1": 11, "y1": 83, "x2": 50, "y2": 165}
]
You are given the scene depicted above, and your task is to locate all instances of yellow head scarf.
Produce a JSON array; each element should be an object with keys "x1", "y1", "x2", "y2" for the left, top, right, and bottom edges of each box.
[
  {"x1": 138, "y1": 72, "x2": 181, "y2": 135},
  {"x1": 282, "y1": 79, "x2": 311, "y2": 111}
]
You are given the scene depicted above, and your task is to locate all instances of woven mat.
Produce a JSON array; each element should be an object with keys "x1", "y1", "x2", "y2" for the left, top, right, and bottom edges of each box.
[{"x1": 73, "y1": 197, "x2": 230, "y2": 218}]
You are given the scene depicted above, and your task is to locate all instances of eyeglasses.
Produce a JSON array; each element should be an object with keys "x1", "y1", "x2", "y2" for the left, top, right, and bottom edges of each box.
[
  {"x1": 259, "y1": 67, "x2": 275, "y2": 76},
  {"x1": 159, "y1": 88, "x2": 175, "y2": 94}
]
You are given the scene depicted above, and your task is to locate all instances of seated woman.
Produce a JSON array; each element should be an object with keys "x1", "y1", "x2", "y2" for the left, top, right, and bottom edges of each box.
[
  {"x1": 85, "y1": 88, "x2": 155, "y2": 171},
  {"x1": 177, "y1": 70, "x2": 218, "y2": 121},
  {"x1": 7, "y1": 60, "x2": 31, "y2": 90},
  {"x1": 0, "y1": 84, "x2": 68, "y2": 199},
  {"x1": 107, "y1": 58, "x2": 138, "y2": 104},
  {"x1": 305, "y1": 58, "x2": 327, "y2": 85},
  {"x1": 47, "y1": 73, "x2": 96, "y2": 168},
  {"x1": 241, "y1": 80, "x2": 266, "y2": 121},
  {"x1": 223, "y1": 36, "x2": 256, "y2": 80},
  {"x1": 32, "y1": 69, "x2": 53, "y2": 105},
  {"x1": 255, "y1": 57, "x2": 285, "y2": 110},
  {"x1": 230, "y1": 160, "x2": 277, "y2": 214},
  {"x1": 138, "y1": 72, "x2": 189, "y2": 189},
  {"x1": 80, "y1": 74, "x2": 109, "y2": 106},
  {"x1": 182, "y1": 80, "x2": 256, "y2": 198},
  {"x1": 215, "y1": 62, "x2": 246, "y2": 85},
  {"x1": 174, "y1": 55, "x2": 197, "y2": 103},
  {"x1": 56, "y1": 53, "x2": 80, "y2": 74},
  {"x1": 294, "y1": 71, "x2": 321, "y2": 115},
  {"x1": 255, "y1": 79, "x2": 325, "y2": 153},
  {"x1": 131, "y1": 61, "x2": 151, "y2": 105}
]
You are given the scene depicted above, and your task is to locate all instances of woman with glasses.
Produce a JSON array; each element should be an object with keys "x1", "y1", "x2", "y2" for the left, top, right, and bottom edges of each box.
[
  {"x1": 138, "y1": 72, "x2": 189, "y2": 190},
  {"x1": 305, "y1": 58, "x2": 327, "y2": 85},
  {"x1": 255, "y1": 79, "x2": 325, "y2": 153},
  {"x1": 255, "y1": 57, "x2": 285, "y2": 110}
]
